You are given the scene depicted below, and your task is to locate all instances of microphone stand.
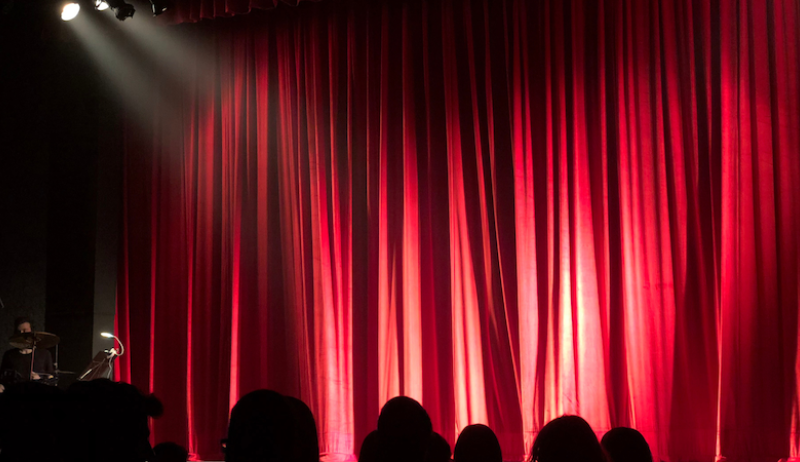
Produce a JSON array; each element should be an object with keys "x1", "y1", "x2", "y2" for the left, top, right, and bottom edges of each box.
[
  {"x1": 28, "y1": 333, "x2": 37, "y2": 382},
  {"x1": 106, "y1": 348, "x2": 118, "y2": 379},
  {"x1": 54, "y1": 343, "x2": 60, "y2": 385}
]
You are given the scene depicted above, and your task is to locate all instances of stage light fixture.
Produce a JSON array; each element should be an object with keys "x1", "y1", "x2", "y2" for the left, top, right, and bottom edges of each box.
[
  {"x1": 61, "y1": 2, "x2": 80, "y2": 21},
  {"x1": 95, "y1": 0, "x2": 109, "y2": 10},
  {"x1": 105, "y1": 0, "x2": 135, "y2": 20},
  {"x1": 149, "y1": 0, "x2": 169, "y2": 16}
]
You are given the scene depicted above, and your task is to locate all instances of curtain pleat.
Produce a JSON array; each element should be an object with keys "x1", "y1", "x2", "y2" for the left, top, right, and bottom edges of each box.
[{"x1": 115, "y1": 1, "x2": 800, "y2": 461}]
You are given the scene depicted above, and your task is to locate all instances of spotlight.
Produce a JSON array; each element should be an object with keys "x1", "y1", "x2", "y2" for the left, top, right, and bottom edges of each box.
[
  {"x1": 61, "y1": 2, "x2": 80, "y2": 21},
  {"x1": 95, "y1": 0, "x2": 109, "y2": 10},
  {"x1": 149, "y1": 0, "x2": 169, "y2": 16},
  {"x1": 105, "y1": 0, "x2": 135, "y2": 20}
]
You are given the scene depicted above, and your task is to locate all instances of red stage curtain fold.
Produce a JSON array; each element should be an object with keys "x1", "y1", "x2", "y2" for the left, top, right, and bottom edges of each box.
[{"x1": 115, "y1": 0, "x2": 800, "y2": 461}]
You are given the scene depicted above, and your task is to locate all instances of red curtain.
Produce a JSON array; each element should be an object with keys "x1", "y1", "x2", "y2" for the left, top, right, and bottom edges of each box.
[
  {"x1": 116, "y1": 0, "x2": 800, "y2": 461},
  {"x1": 159, "y1": 0, "x2": 320, "y2": 24}
]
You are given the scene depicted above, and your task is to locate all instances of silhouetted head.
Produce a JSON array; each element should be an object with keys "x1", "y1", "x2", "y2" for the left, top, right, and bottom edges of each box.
[
  {"x1": 601, "y1": 428, "x2": 652, "y2": 462},
  {"x1": 530, "y1": 416, "x2": 605, "y2": 462},
  {"x1": 0, "y1": 382, "x2": 65, "y2": 461},
  {"x1": 225, "y1": 389, "x2": 294, "y2": 462},
  {"x1": 66, "y1": 379, "x2": 162, "y2": 462},
  {"x1": 377, "y1": 396, "x2": 432, "y2": 462},
  {"x1": 454, "y1": 424, "x2": 502, "y2": 462},
  {"x1": 426, "y1": 431, "x2": 452, "y2": 462},
  {"x1": 154, "y1": 442, "x2": 190, "y2": 462},
  {"x1": 359, "y1": 430, "x2": 381, "y2": 462},
  {"x1": 285, "y1": 396, "x2": 320, "y2": 462}
]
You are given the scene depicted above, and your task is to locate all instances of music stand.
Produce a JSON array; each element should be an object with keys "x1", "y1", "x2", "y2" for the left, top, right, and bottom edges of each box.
[{"x1": 77, "y1": 350, "x2": 118, "y2": 381}]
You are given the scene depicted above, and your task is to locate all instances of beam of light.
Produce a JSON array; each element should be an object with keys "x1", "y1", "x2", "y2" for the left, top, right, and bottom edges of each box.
[
  {"x1": 100, "y1": 8, "x2": 216, "y2": 94},
  {"x1": 61, "y1": 3, "x2": 80, "y2": 21},
  {"x1": 64, "y1": 11, "x2": 180, "y2": 137}
]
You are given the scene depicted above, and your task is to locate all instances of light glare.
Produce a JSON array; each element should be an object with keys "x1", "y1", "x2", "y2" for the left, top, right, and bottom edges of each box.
[
  {"x1": 61, "y1": 3, "x2": 80, "y2": 21},
  {"x1": 100, "y1": 332, "x2": 114, "y2": 338},
  {"x1": 96, "y1": 0, "x2": 109, "y2": 10}
]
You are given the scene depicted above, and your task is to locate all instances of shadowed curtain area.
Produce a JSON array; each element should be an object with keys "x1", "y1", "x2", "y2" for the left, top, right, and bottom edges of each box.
[
  {"x1": 114, "y1": 0, "x2": 800, "y2": 461},
  {"x1": 160, "y1": 0, "x2": 320, "y2": 24}
]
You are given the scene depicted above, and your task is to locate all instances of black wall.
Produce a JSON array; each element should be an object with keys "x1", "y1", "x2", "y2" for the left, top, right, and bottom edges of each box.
[
  {"x1": 0, "y1": 1, "x2": 50, "y2": 349},
  {"x1": 0, "y1": 0, "x2": 121, "y2": 380}
]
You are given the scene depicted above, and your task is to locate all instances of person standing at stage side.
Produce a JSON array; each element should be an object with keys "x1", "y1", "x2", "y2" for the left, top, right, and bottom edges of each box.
[{"x1": 0, "y1": 316, "x2": 54, "y2": 390}]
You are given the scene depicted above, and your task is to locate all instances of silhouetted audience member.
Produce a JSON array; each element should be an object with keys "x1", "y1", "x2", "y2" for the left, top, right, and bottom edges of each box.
[
  {"x1": 225, "y1": 389, "x2": 295, "y2": 462},
  {"x1": 454, "y1": 424, "x2": 502, "y2": 462},
  {"x1": 65, "y1": 378, "x2": 162, "y2": 462},
  {"x1": 154, "y1": 442, "x2": 190, "y2": 462},
  {"x1": 530, "y1": 416, "x2": 605, "y2": 462},
  {"x1": 286, "y1": 396, "x2": 320, "y2": 462},
  {"x1": 359, "y1": 430, "x2": 381, "y2": 462},
  {"x1": 601, "y1": 428, "x2": 652, "y2": 462},
  {"x1": 0, "y1": 378, "x2": 163, "y2": 462},
  {"x1": 0, "y1": 381, "x2": 65, "y2": 462},
  {"x1": 377, "y1": 396, "x2": 433, "y2": 462},
  {"x1": 425, "y1": 431, "x2": 452, "y2": 462}
]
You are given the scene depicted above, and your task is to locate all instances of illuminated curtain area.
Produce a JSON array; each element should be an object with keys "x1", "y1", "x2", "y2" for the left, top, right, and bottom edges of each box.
[{"x1": 115, "y1": 0, "x2": 800, "y2": 461}]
